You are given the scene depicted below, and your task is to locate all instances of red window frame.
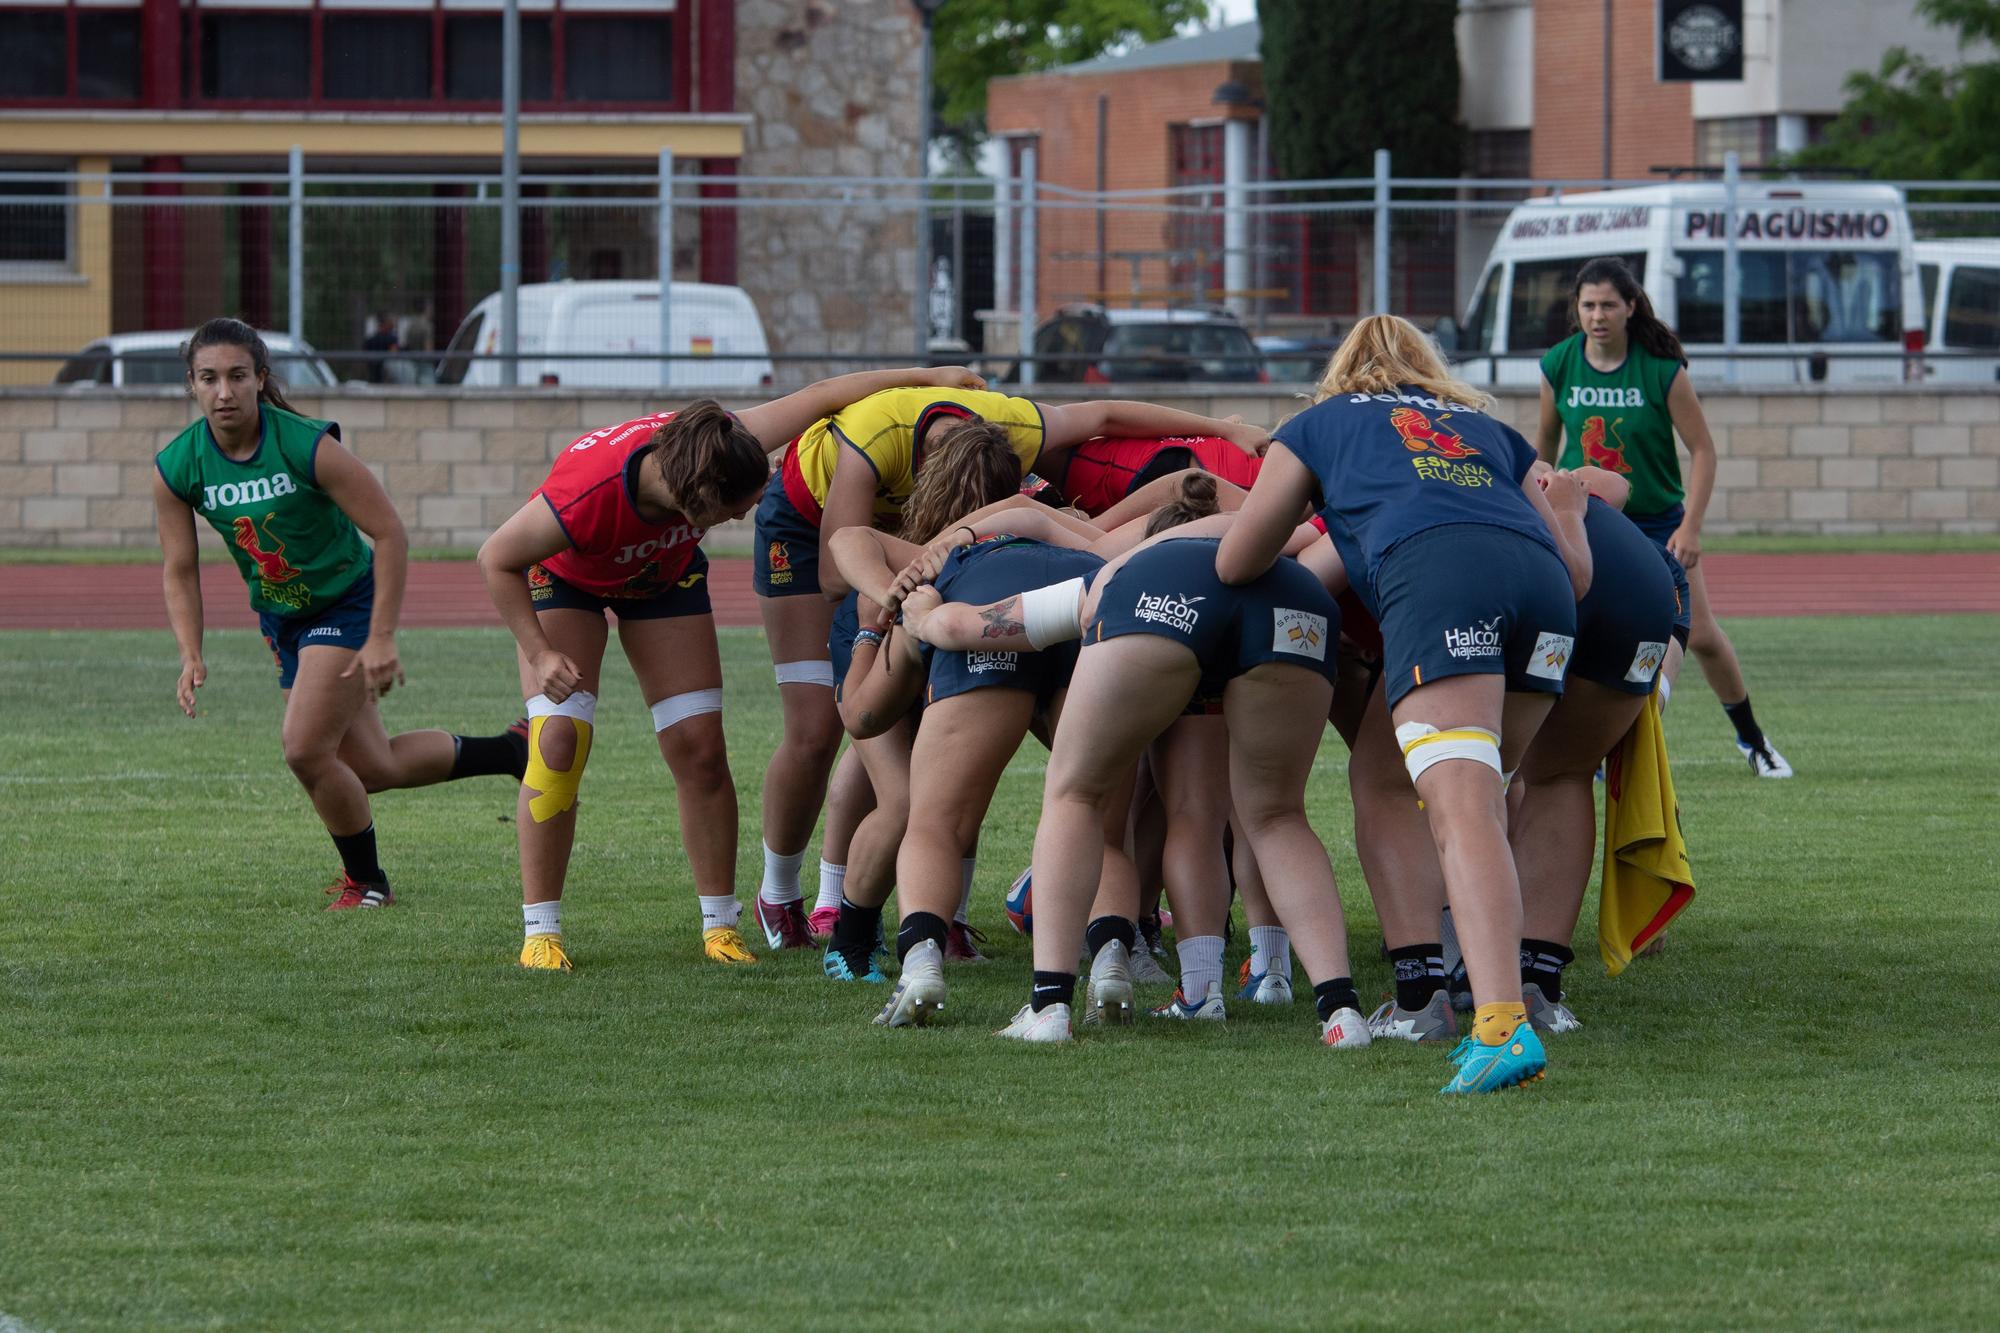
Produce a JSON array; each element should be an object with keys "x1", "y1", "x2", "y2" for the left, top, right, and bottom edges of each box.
[
  {"x1": 1168, "y1": 123, "x2": 1224, "y2": 302},
  {"x1": 180, "y1": 2, "x2": 690, "y2": 114},
  {"x1": 0, "y1": 2, "x2": 147, "y2": 108}
]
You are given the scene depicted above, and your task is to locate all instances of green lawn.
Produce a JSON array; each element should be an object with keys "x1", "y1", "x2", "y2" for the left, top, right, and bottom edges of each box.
[{"x1": 2, "y1": 618, "x2": 1995, "y2": 1329}]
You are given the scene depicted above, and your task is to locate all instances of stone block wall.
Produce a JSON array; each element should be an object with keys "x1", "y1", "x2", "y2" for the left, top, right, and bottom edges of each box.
[{"x1": 0, "y1": 386, "x2": 1994, "y2": 550}]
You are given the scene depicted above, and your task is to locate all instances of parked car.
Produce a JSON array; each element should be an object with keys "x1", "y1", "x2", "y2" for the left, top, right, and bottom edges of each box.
[
  {"x1": 440, "y1": 280, "x2": 775, "y2": 389},
  {"x1": 55, "y1": 330, "x2": 338, "y2": 389},
  {"x1": 1446, "y1": 181, "x2": 1924, "y2": 384},
  {"x1": 1914, "y1": 238, "x2": 2000, "y2": 382},
  {"x1": 1255, "y1": 335, "x2": 1341, "y2": 384},
  {"x1": 1024, "y1": 304, "x2": 1267, "y2": 384}
]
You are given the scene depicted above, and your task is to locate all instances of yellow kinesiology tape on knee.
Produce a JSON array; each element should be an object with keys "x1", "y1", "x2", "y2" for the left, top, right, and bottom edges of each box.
[
  {"x1": 1399, "y1": 727, "x2": 1500, "y2": 757},
  {"x1": 525, "y1": 715, "x2": 593, "y2": 822}
]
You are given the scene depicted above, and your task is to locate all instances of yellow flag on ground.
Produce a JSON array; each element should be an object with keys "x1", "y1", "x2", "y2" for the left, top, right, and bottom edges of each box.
[{"x1": 1599, "y1": 693, "x2": 1695, "y2": 976}]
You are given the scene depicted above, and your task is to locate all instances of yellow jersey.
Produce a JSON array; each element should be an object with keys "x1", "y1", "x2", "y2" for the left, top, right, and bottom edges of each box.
[{"x1": 783, "y1": 387, "x2": 1046, "y2": 528}]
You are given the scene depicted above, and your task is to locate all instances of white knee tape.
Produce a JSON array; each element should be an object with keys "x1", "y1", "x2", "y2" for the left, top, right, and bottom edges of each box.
[
  {"x1": 774, "y1": 659, "x2": 836, "y2": 688},
  {"x1": 528, "y1": 689, "x2": 597, "y2": 725},
  {"x1": 651, "y1": 687, "x2": 724, "y2": 732},
  {"x1": 1395, "y1": 721, "x2": 1502, "y2": 783}
]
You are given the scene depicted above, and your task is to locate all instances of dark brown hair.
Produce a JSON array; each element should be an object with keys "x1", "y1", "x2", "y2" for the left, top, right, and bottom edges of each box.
[
  {"x1": 182, "y1": 317, "x2": 298, "y2": 413},
  {"x1": 1142, "y1": 470, "x2": 1220, "y2": 537},
  {"x1": 1572, "y1": 258, "x2": 1687, "y2": 366},
  {"x1": 900, "y1": 418, "x2": 1022, "y2": 542},
  {"x1": 651, "y1": 399, "x2": 769, "y2": 518}
]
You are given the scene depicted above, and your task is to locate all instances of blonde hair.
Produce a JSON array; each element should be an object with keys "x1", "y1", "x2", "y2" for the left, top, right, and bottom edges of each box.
[
  {"x1": 900, "y1": 418, "x2": 1022, "y2": 542},
  {"x1": 1311, "y1": 315, "x2": 1493, "y2": 413}
]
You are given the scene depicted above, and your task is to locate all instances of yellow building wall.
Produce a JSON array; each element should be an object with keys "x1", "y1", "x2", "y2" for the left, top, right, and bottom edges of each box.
[{"x1": 0, "y1": 156, "x2": 112, "y2": 386}]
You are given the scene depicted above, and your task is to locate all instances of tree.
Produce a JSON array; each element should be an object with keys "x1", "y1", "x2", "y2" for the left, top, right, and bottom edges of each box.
[
  {"x1": 1258, "y1": 0, "x2": 1463, "y2": 181},
  {"x1": 1793, "y1": 0, "x2": 2000, "y2": 180},
  {"x1": 932, "y1": 0, "x2": 1211, "y2": 165}
]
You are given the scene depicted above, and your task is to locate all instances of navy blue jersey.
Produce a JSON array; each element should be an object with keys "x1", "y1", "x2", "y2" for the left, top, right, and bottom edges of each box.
[{"x1": 1273, "y1": 387, "x2": 1557, "y2": 617}]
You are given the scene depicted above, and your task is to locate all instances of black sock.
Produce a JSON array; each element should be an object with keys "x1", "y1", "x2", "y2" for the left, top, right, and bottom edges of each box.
[
  {"x1": 896, "y1": 911, "x2": 948, "y2": 963},
  {"x1": 1389, "y1": 943, "x2": 1446, "y2": 1010},
  {"x1": 1722, "y1": 696, "x2": 1766, "y2": 749},
  {"x1": 831, "y1": 897, "x2": 882, "y2": 972},
  {"x1": 1031, "y1": 970, "x2": 1077, "y2": 1012},
  {"x1": 450, "y1": 729, "x2": 526, "y2": 781},
  {"x1": 1520, "y1": 938, "x2": 1575, "y2": 1002},
  {"x1": 1084, "y1": 914, "x2": 1136, "y2": 959},
  {"x1": 1137, "y1": 912, "x2": 1164, "y2": 948},
  {"x1": 1312, "y1": 977, "x2": 1361, "y2": 1022},
  {"x1": 330, "y1": 824, "x2": 384, "y2": 885}
]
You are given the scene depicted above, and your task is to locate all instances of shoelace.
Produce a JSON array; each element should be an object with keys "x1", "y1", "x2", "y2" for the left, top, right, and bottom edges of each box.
[{"x1": 954, "y1": 923, "x2": 989, "y2": 945}]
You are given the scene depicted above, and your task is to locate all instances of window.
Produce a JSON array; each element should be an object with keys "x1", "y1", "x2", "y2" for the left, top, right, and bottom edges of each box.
[
  {"x1": 324, "y1": 15, "x2": 433, "y2": 102},
  {"x1": 436, "y1": 307, "x2": 485, "y2": 385},
  {"x1": 0, "y1": 12, "x2": 65, "y2": 98},
  {"x1": 565, "y1": 16, "x2": 673, "y2": 102},
  {"x1": 1506, "y1": 254, "x2": 1646, "y2": 352},
  {"x1": 1677, "y1": 250, "x2": 1900, "y2": 344},
  {"x1": 445, "y1": 16, "x2": 554, "y2": 101},
  {"x1": 77, "y1": 11, "x2": 142, "y2": 100},
  {"x1": 1168, "y1": 123, "x2": 1225, "y2": 301},
  {"x1": 1462, "y1": 264, "x2": 1503, "y2": 354},
  {"x1": 1696, "y1": 116, "x2": 1775, "y2": 169},
  {"x1": 202, "y1": 15, "x2": 312, "y2": 100},
  {"x1": 0, "y1": 180, "x2": 69, "y2": 265},
  {"x1": 1921, "y1": 263, "x2": 1939, "y2": 327},
  {"x1": 1470, "y1": 129, "x2": 1530, "y2": 180},
  {"x1": 1943, "y1": 266, "x2": 2000, "y2": 351},
  {"x1": 55, "y1": 348, "x2": 111, "y2": 385}
]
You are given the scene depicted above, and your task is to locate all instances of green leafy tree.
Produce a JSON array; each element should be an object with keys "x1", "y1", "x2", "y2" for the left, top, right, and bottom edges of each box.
[
  {"x1": 1794, "y1": 0, "x2": 2000, "y2": 180},
  {"x1": 933, "y1": 0, "x2": 1211, "y2": 164},
  {"x1": 1258, "y1": 0, "x2": 1462, "y2": 180}
]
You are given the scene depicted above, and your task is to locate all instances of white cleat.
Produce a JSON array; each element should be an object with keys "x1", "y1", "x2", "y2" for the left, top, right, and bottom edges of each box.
[
  {"x1": 1128, "y1": 943, "x2": 1175, "y2": 986},
  {"x1": 997, "y1": 1001, "x2": 1073, "y2": 1043},
  {"x1": 873, "y1": 938, "x2": 947, "y2": 1028},
  {"x1": 1739, "y1": 738, "x2": 1793, "y2": 779},
  {"x1": 1083, "y1": 940, "x2": 1135, "y2": 1026},
  {"x1": 1149, "y1": 979, "x2": 1227, "y2": 1021},
  {"x1": 1523, "y1": 982, "x2": 1582, "y2": 1035},
  {"x1": 1365, "y1": 989, "x2": 1459, "y2": 1043},
  {"x1": 1320, "y1": 1006, "x2": 1372, "y2": 1050},
  {"x1": 1239, "y1": 970, "x2": 1295, "y2": 1006}
]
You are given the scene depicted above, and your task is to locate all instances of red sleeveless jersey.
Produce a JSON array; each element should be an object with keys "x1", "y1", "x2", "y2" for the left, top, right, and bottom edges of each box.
[
  {"x1": 535, "y1": 413, "x2": 706, "y2": 598},
  {"x1": 1058, "y1": 435, "x2": 1262, "y2": 516}
]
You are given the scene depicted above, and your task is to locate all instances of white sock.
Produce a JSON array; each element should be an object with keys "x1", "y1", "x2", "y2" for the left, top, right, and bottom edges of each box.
[
  {"x1": 956, "y1": 857, "x2": 978, "y2": 925},
  {"x1": 1657, "y1": 674, "x2": 1674, "y2": 713},
  {"x1": 760, "y1": 843, "x2": 805, "y2": 905},
  {"x1": 1247, "y1": 924, "x2": 1291, "y2": 981},
  {"x1": 698, "y1": 895, "x2": 742, "y2": 931},
  {"x1": 814, "y1": 860, "x2": 847, "y2": 913},
  {"x1": 1177, "y1": 935, "x2": 1225, "y2": 1002},
  {"x1": 523, "y1": 900, "x2": 561, "y2": 938}
]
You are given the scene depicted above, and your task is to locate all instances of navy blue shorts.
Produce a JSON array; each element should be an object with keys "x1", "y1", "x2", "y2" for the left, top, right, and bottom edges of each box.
[
  {"x1": 1572, "y1": 510, "x2": 1679, "y2": 696},
  {"x1": 260, "y1": 568, "x2": 374, "y2": 690},
  {"x1": 829, "y1": 590, "x2": 861, "y2": 702},
  {"x1": 1664, "y1": 547, "x2": 1691, "y2": 647},
  {"x1": 925, "y1": 539, "x2": 1100, "y2": 708},
  {"x1": 1627, "y1": 503, "x2": 1686, "y2": 548},
  {"x1": 527, "y1": 551, "x2": 712, "y2": 621},
  {"x1": 1373, "y1": 524, "x2": 1576, "y2": 709},
  {"x1": 753, "y1": 471, "x2": 821, "y2": 598},
  {"x1": 1089, "y1": 538, "x2": 1340, "y2": 693}
]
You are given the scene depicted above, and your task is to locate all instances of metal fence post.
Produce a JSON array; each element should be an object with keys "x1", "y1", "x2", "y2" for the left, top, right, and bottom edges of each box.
[
  {"x1": 1017, "y1": 146, "x2": 1038, "y2": 387},
  {"x1": 499, "y1": 0, "x2": 521, "y2": 387},
  {"x1": 1373, "y1": 148, "x2": 1391, "y2": 316},
  {"x1": 658, "y1": 148, "x2": 675, "y2": 389},
  {"x1": 288, "y1": 146, "x2": 303, "y2": 345},
  {"x1": 1723, "y1": 150, "x2": 1741, "y2": 384}
]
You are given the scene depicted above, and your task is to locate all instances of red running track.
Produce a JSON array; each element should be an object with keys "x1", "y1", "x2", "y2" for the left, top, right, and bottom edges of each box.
[{"x1": 1, "y1": 553, "x2": 1995, "y2": 631}]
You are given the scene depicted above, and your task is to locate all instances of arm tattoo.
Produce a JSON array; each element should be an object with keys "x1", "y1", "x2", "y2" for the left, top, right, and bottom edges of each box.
[{"x1": 978, "y1": 597, "x2": 1025, "y2": 640}]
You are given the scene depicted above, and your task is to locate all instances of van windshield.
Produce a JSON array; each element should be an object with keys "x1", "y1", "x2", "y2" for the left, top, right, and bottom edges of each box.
[
  {"x1": 1506, "y1": 254, "x2": 1646, "y2": 352},
  {"x1": 1676, "y1": 250, "x2": 1901, "y2": 344},
  {"x1": 437, "y1": 309, "x2": 485, "y2": 386}
]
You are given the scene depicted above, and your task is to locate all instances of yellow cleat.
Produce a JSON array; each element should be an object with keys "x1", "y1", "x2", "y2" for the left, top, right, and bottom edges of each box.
[
  {"x1": 520, "y1": 934, "x2": 573, "y2": 971},
  {"x1": 702, "y1": 926, "x2": 758, "y2": 965}
]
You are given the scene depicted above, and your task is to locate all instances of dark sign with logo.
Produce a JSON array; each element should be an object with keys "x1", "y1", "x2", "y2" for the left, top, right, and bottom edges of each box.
[{"x1": 1658, "y1": 0, "x2": 1744, "y2": 82}]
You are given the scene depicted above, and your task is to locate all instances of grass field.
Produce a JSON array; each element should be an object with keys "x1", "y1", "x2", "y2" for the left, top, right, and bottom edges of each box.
[{"x1": 3, "y1": 617, "x2": 1996, "y2": 1329}]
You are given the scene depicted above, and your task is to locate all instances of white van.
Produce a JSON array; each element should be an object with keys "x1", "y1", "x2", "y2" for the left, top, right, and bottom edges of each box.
[
  {"x1": 440, "y1": 280, "x2": 775, "y2": 389},
  {"x1": 1448, "y1": 182, "x2": 1923, "y2": 385},
  {"x1": 1914, "y1": 239, "x2": 2000, "y2": 383}
]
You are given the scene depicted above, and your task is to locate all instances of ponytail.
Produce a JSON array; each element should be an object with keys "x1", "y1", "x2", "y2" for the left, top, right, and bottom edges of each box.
[
  {"x1": 1143, "y1": 470, "x2": 1221, "y2": 537},
  {"x1": 650, "y1": 400, "x2": 769, "y2": 519}
]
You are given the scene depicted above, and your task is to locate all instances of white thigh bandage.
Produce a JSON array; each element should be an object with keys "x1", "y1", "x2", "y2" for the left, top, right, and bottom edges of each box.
[
  {"x1": 774, "y1": 659, "x2": 836, "y2": 688},
  {"x1": 1021, "y1": 577, "x2": 1087, "y2": 649},
  {"x1": 651, "y1": 687, "x2": 724, "y2": 732},
  {"x1": 528, "y1": 689, "x2": 598, "y2": 724},
  {"x1": 1395, "y1": 721, "x2": 1502, "y2": 783}
]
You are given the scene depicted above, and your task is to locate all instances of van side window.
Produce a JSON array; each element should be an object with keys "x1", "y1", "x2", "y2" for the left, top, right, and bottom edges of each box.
[
  {"x1": 437, "y1": 309, "x2": 485, "y2": 386},
  {"x1": 1463, "y1": 266, "x2": 1502, "y2": 354},
  {"x1": 1942, "y1": 266, "x2": 2000, "y2": 351},
  {"x1": 1677, "y1": 252, "x2": 1789, "y2": 343},
  {"x1": 1506, "y1": 254, "x2": 1646, "y2": 353},
  {"x1": 1678, "y1": 250, "x2": 1899, "y2": 344}
]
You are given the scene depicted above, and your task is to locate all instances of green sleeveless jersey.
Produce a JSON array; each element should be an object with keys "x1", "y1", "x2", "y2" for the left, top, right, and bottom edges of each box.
[
  {"x1": 1539, "y1": 333, "x2": 1688, "y2": 518},
  {"x1": 154, "y1": 405, "x2": 371, "y2": 617}
]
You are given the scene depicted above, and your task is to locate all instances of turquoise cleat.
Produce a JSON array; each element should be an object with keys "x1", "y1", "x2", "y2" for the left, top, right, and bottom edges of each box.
[
  {"x1": 1439, "y1": 1024, "x2": 1548, "y2": 1095},
  {"x1": 822, "y1": 944, "x2": 888, "y2": 984}
]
